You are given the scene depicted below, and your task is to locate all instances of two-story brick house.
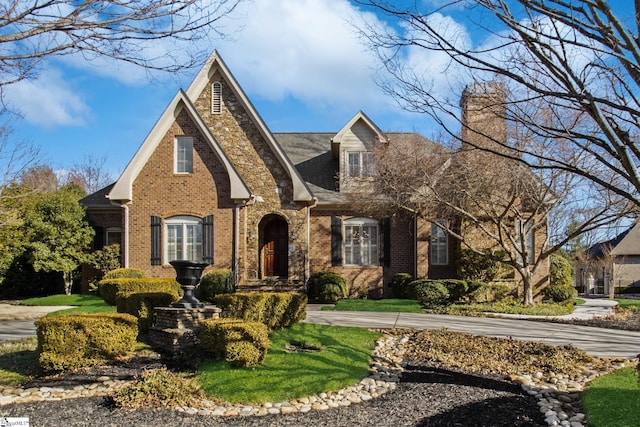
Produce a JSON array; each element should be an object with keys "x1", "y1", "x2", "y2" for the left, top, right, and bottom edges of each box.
[{"x1": 81, "y1": 51, "x2": 548, "y2": 297}]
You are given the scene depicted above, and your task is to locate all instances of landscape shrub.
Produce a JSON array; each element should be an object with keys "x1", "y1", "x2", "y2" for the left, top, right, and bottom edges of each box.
[
  {"x1": 113, "y1": 368, "x2": 203, "y2": 409},
  {"x1": 98, "y1": 278, "x2": 182, "y2": 305},
  {"x1": 390, "y1": 273, "x2": 413, "y2": 299},
  {"x1": 438, "y1": 279, "x2": 469, "y2": 303},
  {"x1": 213, "y1": 292, "x2": 306, "y2": 330},
  {"x1": 411, "y1": 279, "x2": 449, "y2": 308},
  {"x1": 199, "y1": 319, "x2": 269, "y2": 367},
  {"x1": 35, "y1": 313, "x2": 137, "y2": 373},
  {"x1": 199, "y1": 269, "x2": 234, "y2": 302},
  {"x1": 467, "y1": 281, "x2": 510, "y2": 303},
  {"x1": 115, "y1": 291, "x2": 180, "y2": 332},
  {"x1": 549, "y1": 254, "x2": 573, "y2": 288},
  {"x1": 306, "y1": 271, "x2": 349, "y2": 303},
  {"x1": 544, "y1": 284, "x2": 578, "y2": 303},
  {"x1": 103, "y1": 268, "x2": 146, "y2": 280},
  {"x1": 457, "y1": 249, "x2": 506, "y2": 282}
]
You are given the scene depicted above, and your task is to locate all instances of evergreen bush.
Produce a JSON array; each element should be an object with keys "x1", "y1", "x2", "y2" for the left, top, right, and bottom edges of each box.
[
  {"x1": 103, "y1": 268, "x2": 146, "y2": 280},
  {"x1": 199, "y1": 269, "x2": 234, "y2": 302},
  {"x1": 115, "y1": 291, "x2": 179, "y2": 332},
  {"x1": 411, "y1": 279, "x2": 450, "y2": 308},
  {"x1": 35, "y1": 313, "x2": 137, "y2": 373},
  {"x1": 544, "y1": 284, "x2": 578, "y2": 303},
  {"x1": 306, "y1": 271, "x2": 349, "y2": 303},
  {"x1": 199, "y1": 319, "x2": 269, "y2": 367},
  {"x1": 467, "y1": 281, "x2": 510, "y2": 303},
  {"x1": 390, "y1": 273, "x2": 413, "y2": 299},
  {"x1": 213, "y1": 292, "x2": 306, "y2": 330},
  {"x1": 98, "y1": 277, "x2": 182, "y2": 305}
]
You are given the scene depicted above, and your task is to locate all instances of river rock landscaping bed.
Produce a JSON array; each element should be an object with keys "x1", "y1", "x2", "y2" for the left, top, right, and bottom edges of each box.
[{"x1": 0, "y1": 331, "x2": 632, "y2": 426}]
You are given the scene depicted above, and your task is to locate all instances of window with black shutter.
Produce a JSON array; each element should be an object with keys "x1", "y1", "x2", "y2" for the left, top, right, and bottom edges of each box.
[
  {"x1": 151, "y1": 215, "x2": 162, "y2": 265},
  {"x1": 202, "y1": 215, "x2": 214, "y2": 265}
]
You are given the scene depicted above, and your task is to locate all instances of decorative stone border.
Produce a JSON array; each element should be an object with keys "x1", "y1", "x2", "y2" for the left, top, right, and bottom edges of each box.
[{"x1": 0, "y1": 332, "x2": 630, "y2": 427}]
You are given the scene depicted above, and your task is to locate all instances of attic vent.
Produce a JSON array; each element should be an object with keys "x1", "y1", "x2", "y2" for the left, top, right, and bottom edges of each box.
[{"x1": 212, "y1": 82, "x2": 222, "y2": 114}]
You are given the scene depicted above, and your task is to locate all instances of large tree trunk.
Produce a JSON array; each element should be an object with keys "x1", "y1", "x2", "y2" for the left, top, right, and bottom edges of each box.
[
  {"x1": 520, "y1": 267, "x2": 534, "y2": 306},
  {"x1": 63, "y1": 271, "x2": 73, "y2": 296}
]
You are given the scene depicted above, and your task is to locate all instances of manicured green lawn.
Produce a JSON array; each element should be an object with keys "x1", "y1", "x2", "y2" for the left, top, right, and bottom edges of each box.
[
  {"x1": 323, "y1": 298, "x2": 424, "y2": 313},
  {"x1": 615, "y1": 298, "x2": 640, "y2": 309},
  {"x1": 197, "y1": 323, "x2": 381, "y2": 403},
  {"x1": 0, "y1": 338, "x2": 39, "y2": 386},
  {"x1": 582, "y1": 367, "x2": 640, "y2": 427},
  {"x1": 20, "y1": 294, "x2": 115, "y2": 316}
]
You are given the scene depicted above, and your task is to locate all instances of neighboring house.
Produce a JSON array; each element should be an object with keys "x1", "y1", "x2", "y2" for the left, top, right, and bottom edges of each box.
[
  {"x1": 575, "y1": 222, "x2": 640, "y2": 295},
  {"x1": 81, "y1": 51, "x2": 548, "y2": 296}
]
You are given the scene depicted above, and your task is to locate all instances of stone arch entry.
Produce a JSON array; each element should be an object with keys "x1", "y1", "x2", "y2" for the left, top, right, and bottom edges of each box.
[{"x1": 260, "y1": 215, "x2": 288, "y2": 278}]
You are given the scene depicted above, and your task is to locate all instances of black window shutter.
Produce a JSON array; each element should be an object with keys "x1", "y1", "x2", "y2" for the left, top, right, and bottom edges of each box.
[
  {"x1": 93, "y1": 226, "x2": 104, "y2": 250},
  {"x1": 380, "y1": 218, "x2": 391, "y2": 267},
  {"x1": 203, "y1": 215, "x2": 214, "y2": 265},
  {"x1": 331, "y1": 216, "x2": 343, "y2": 266},
  {"x1": 151, "y1": 216, "x2": 162, "y2": 266}
]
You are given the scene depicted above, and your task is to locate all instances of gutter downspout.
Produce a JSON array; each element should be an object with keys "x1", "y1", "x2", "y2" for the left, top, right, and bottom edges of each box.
[
  {"x1": 109, "y1": 200, "x2": 130, "y2": 268},
  {"x1": 306, "y1": 198, "x2": 318, "y2": 289}
]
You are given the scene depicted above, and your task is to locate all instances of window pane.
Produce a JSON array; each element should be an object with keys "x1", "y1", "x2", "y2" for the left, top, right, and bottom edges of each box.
[
  {"x1": 167, "y1": 224, "x2": 183, "y2": 261},
  {"x1": 185, "y1": 224, "x2": 203, "y2": 261},
  {"x1": 348, "y1": 153, "x2": 360, "y2": 177},
  {"x1": 430, "y1": 220, "x2": 448, "y2": 265},
  {"x1": 176, "y1": 137, "x2": 193, "y2": 173},
  {"x1": 362, "y1": 152, "x2": 374, "y2": 177}
]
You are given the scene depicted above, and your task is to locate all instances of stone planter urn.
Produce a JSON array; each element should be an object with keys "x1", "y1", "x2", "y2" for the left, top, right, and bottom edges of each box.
[{"x1": 170, "y1": 260, "x2": 208, "y2": 309}]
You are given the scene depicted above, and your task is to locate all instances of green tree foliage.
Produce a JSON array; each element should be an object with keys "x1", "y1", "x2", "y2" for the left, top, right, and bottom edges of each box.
[{"x1": 23, "y1": 188, "x2": 94, "y2": 295}]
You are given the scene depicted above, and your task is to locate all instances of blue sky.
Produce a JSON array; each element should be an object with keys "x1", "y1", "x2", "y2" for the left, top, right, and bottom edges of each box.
[
  {"x1": 5, "y1": 0, "x2": 466, "y2": 179},
  {"x1": 5, "y1": 0, "x2": 635, "y2": 183}
]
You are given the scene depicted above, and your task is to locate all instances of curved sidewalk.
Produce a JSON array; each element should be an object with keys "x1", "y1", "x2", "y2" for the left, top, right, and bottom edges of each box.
[{"x1": 304, "y1": 303, "x2": 640, "y2": 359}]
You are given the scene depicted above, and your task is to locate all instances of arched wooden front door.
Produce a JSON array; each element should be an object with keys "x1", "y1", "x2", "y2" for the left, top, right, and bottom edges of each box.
[{"x1": 261, "y1": 216, "x2": 288, "y2": 278}]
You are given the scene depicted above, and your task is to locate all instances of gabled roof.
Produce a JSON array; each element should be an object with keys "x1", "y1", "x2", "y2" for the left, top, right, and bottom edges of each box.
[
  {"x1": 109, "y1": 89, "x2": 252, "y2": 203},
  {"x1": 186, "y1": 51, "x2": 313, "y2": 202},
  {"x1": 332, "y1": 110, "x2": 387, "y2": 144},
  {"x1": 584, "y1": 223, "x2": 639, "y2": 258},
  {"x1": 610, "y1": 222, "x2": 640, "y2": 256}
]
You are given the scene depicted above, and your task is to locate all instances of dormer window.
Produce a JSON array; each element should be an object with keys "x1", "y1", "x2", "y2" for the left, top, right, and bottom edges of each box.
[
  {"x1": 175, "y1": 136, "x2": 193, "y2": 174},
  {"x1": 346, "y1": 151, "x2": 374, "y2": 178},
  {"x1": 212, "y1": 82, "x2": 222, "y2": 114}
]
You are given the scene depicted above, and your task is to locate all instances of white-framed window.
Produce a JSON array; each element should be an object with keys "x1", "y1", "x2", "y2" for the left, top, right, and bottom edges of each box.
[
  {"x1": 212, "y1": 82, "x2": 222, "y2": 114},
  {"x1": 346, "y1": 151, "x2": 374, "y2": 178},
  {"x1": 105, "y1": 227, "x2": 122, "y2": 247},
  {"x1": 517, "y1": 220, "x2": 535, "y2": 265},
  {"x1": 165, "y1": 216, "x2": 203, "y2": 262},
  {"x1": 344, "y1": 218, "x2": 378, "y2": 266},
  {"x1": 175, "y1": 136, "x2": 193, "y2": 174},
  {"x1": 430, "y1": 219, "x2": 449, "y2": 265}
]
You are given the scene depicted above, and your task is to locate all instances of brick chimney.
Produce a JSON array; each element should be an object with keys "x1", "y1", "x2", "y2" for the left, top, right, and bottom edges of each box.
[{"x1": 459, "y1": 82, "x2": 507, "y2": 153}]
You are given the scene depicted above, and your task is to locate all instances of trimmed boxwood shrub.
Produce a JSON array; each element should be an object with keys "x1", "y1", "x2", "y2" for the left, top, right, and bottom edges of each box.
[
  {"x1": 199, "y1": 269, "x2": 234, "y2": 302},
  {"x1": 306, "y1": 271, "x2": 349, "y2": 303},
  {"x1": 213, "y1": 292, "x2": 307, "y2": 330},
  {"x1": 467, "y1": 281, "x2": 510, "y2": 303},
  {"x1": 116, "y1": 291, "x2": 180, "y2": 332},
  {"x1": 438, "y1": 279, "x2": 469, "y2": 303},
  {"x1": 550, "y1": 254, "x2": 573, "y2": 288},
  {"x1": 199, "y1": 318, "x2": 269, "y2": 367},
  {"x1": 99, "y1": 278, "x2": 182, "y2": 306},
  {"x1": 412, "y1": 279, "x2": 450, "y2": 308},
  {"x1": 544, "y1": 284, "x2": 578, "y2": 303},
  {"x1": 390, "y1": 273, "x2": 413, "y2": 299},
  {"x1": 103, "y1": 268, "x2": 146, "y2": 280},
  {"x1": 35, "y1": 313, "x2": 138, "y2": 373}
]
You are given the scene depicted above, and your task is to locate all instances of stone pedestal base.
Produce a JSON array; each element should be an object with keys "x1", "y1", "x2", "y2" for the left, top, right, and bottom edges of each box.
[{"x1": 149, "y1": 306, "x2": 220, "y2": 357}]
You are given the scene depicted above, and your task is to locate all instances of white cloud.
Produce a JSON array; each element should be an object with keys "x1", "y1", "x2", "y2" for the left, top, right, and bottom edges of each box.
[
  {"x1": 212, "y1": 0, "x2": 393, "y2": 113},
  {"x1": 4, "y1": 69, "x2": 90, "y2": 129}
]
